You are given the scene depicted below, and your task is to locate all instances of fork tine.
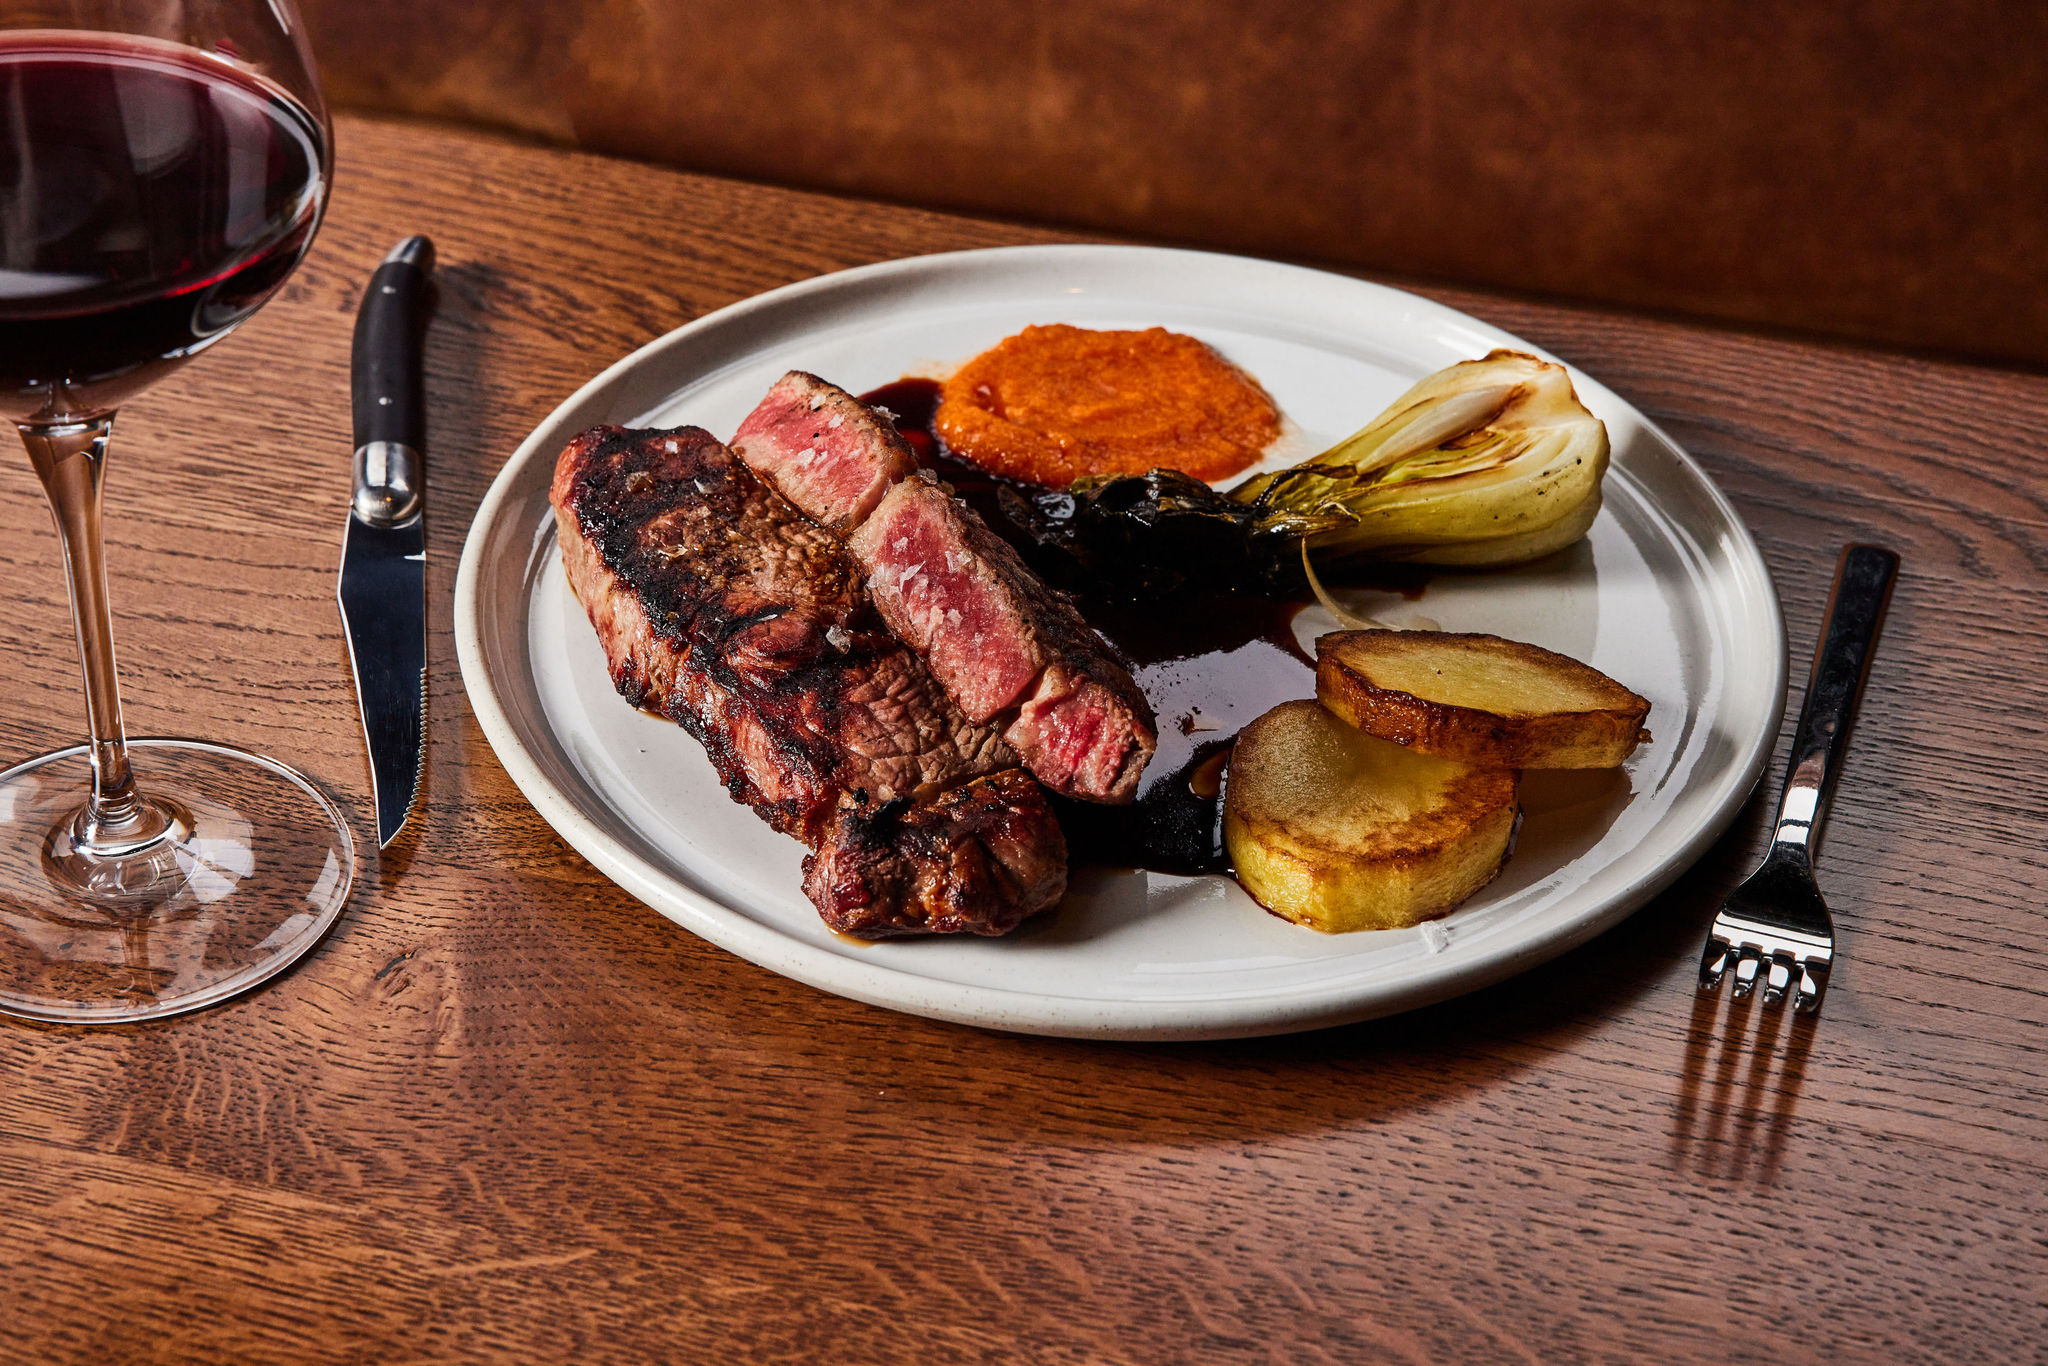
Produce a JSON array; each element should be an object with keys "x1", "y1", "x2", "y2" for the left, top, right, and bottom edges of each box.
[
  {"x1": 1794, "y1": 963, "x2": 1827, "y2": 1015},
  {"x1": 1762, "y1": 956, "x2": 1794, "y2": 1007},
  {"x1": 1731, "y1": 950, "x2": 1761, "y2": 999},
  {"x1": 1699, "y1": 935, "x2": 1732, "y2": 993}
]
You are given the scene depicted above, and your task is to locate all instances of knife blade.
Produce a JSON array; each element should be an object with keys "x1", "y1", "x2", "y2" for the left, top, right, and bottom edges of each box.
[{"x1": 337, "y1": 236, "x2": 435, "y2": 848}]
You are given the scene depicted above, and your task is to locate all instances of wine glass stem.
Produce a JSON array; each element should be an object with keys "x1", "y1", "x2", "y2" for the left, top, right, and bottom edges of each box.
[{"x1": 17, "y1": 415, "x2": 156, "y2": 848}]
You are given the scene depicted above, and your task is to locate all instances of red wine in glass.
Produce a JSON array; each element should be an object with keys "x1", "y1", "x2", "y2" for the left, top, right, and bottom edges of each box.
[
  {"x1": 0, "y1": 13, "x2": 355, "y2": 1024},
  {"x1": 0, "y1": 34, "x2": 325, "y2": 419}
]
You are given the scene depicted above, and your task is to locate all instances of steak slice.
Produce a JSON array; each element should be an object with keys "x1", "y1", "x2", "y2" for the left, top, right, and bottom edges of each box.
[
  {"x1": 730, "y1": 370, "x2": 918, "y2": 535},
  {"x1": 550, "y1": 424, "x2": 1065, "y2": 935},
  {"x1": 852, "y1": 474, "x2": 1156, "y2": 803},
  {"x1": 733, "y1": 371, "x2": 1157, "y2": 803}
]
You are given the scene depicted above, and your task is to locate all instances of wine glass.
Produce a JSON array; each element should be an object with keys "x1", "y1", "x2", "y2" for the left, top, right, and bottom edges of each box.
[{"x1": 0, "y1": 0, "x2": 352, "y2": 1021}]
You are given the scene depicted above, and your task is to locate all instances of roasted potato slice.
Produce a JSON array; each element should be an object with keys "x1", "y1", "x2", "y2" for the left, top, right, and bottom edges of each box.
[
  {"x1": 1224, "y1": 700, "x2": 1518, "y2": 932},
  {"x1": 1317, "y1": 630, "x2": 1650, "y2": 769}
]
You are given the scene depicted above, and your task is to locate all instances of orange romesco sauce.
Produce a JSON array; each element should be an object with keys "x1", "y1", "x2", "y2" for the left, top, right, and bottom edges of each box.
[{"x1": 933, "y1": 324, "x2": 1281, "y2": 487}]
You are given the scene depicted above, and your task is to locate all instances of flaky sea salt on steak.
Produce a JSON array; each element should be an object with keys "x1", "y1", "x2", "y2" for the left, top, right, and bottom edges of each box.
[{"x1": 730, "y1": 370, "x2": 919, "y2": 535}]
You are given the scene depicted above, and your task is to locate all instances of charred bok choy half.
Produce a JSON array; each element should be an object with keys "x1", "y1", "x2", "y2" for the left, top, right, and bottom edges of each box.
[{"x1": 1000, "y1": 349, "x2": 1609, "y2": 598}]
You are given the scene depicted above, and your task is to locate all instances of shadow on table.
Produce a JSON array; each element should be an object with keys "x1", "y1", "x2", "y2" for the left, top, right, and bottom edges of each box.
[
  {"x1": 1666, "y1": 983, "x2": 1817, "y2": 1185},
  {"x1": 963, "y1": 782, "x2": 1800, "y2": 1151}
]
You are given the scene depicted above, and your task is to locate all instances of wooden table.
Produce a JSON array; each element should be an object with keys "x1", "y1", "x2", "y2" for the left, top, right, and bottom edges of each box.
[{"x1": 3, "y1": 115, "x2": 2044, "y2": 1364}]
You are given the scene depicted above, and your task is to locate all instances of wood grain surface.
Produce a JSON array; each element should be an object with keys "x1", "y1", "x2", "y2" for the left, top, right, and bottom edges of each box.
[{"x1": 1, "y1": 115, "x2": 2044, "y2": 1365}]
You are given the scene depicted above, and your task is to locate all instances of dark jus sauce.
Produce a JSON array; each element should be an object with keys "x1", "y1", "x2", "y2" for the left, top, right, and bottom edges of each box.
[
  {"x1": 863, "y1": 378, "x2": 1341, "y2": 874},
  {"x1": 1057, "y1": 595, "x2": 1312, "y2": 874}
]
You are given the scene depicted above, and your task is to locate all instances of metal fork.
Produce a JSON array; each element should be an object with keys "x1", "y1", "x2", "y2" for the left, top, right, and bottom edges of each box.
[{"x1": 1700, "y1": 543, "x2": 1899, "y2": 1015}]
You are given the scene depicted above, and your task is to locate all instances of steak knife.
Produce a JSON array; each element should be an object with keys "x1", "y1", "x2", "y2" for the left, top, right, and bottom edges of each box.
[{"x1": 337, "y1": 236, "x2": 435, "y2": 848}]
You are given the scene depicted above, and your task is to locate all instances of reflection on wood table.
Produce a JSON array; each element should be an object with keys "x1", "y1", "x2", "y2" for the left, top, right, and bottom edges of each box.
[{"x1": 0, "y1": 115, "x2": 2043, "y2": 1365}]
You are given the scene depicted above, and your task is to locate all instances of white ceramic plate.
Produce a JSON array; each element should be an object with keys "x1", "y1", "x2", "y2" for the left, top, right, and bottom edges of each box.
[{"x1": 454, "y1": 245, "x2": 1785, "y2": 1040}]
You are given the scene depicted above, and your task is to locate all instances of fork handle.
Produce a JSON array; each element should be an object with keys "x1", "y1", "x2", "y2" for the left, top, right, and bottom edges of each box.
[{"x1": 1769, "y1": 543, "x2": 1899, "y2": 861}]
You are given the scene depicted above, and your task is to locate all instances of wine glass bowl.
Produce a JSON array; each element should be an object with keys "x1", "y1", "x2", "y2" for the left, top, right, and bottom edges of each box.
[
  {"x1": 0, "y1": 0, "x2": 353, "y2": 1022},
  {"x1": 0, "y1": 24, "x2": 328, "y2": 423}
]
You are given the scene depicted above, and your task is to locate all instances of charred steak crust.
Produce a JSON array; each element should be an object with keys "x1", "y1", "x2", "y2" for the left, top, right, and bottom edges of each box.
[
  {"x1": 733, "y1": 371, "x2": 1158, "y2": 804},
  {"x1": 550, "y1": 424, "x2": 1063, "y2": 935},
  {"x1": 553, "y1": 425, "x2": 845, "y2": 835},
  {"x1": 804, "y1": 769, "x2": 1067, "y2": 938}
]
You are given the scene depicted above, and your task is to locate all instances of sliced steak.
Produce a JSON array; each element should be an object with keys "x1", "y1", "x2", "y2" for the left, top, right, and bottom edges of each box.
[
  {"x1": 550, "y1": 424, "x2": 1064, "y2": 935},
  {"x1": 733, "y1": 371, "x2": 1157, "y2": 803},
  {"x1": 852, "y1": 474, "x2": 1156, "y2": 802},
  {"x1": 730, "y1": 370, "x2": 918, "y2": 535}
]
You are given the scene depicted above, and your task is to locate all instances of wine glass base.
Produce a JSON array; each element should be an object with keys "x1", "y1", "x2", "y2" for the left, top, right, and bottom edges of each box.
[{"x1": 0, "y1": 739, "x2": 354, "y2": 1023}]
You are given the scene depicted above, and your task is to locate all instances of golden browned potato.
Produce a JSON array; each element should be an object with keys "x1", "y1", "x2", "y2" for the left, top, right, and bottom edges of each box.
[
  {"x1": 1316, "y1": 630, "x2": 1650, "y2": 770},
  {"x1": 1224, "y1": 700, "x2": 1518, "y2": 932}
]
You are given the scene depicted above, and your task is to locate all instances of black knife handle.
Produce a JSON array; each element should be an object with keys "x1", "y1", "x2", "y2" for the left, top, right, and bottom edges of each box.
[
  {"x1": 350, "y1": 236, "x2": 435, "y2": 526},
  {"x1": 1769, "y1": 543, "x2": 1899, "y2": 860}
]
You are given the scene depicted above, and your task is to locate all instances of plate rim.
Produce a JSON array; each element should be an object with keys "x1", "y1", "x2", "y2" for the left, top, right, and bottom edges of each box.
[{"x1": 453, "y1": 243, "x2": 1787, "y2": 1040}]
